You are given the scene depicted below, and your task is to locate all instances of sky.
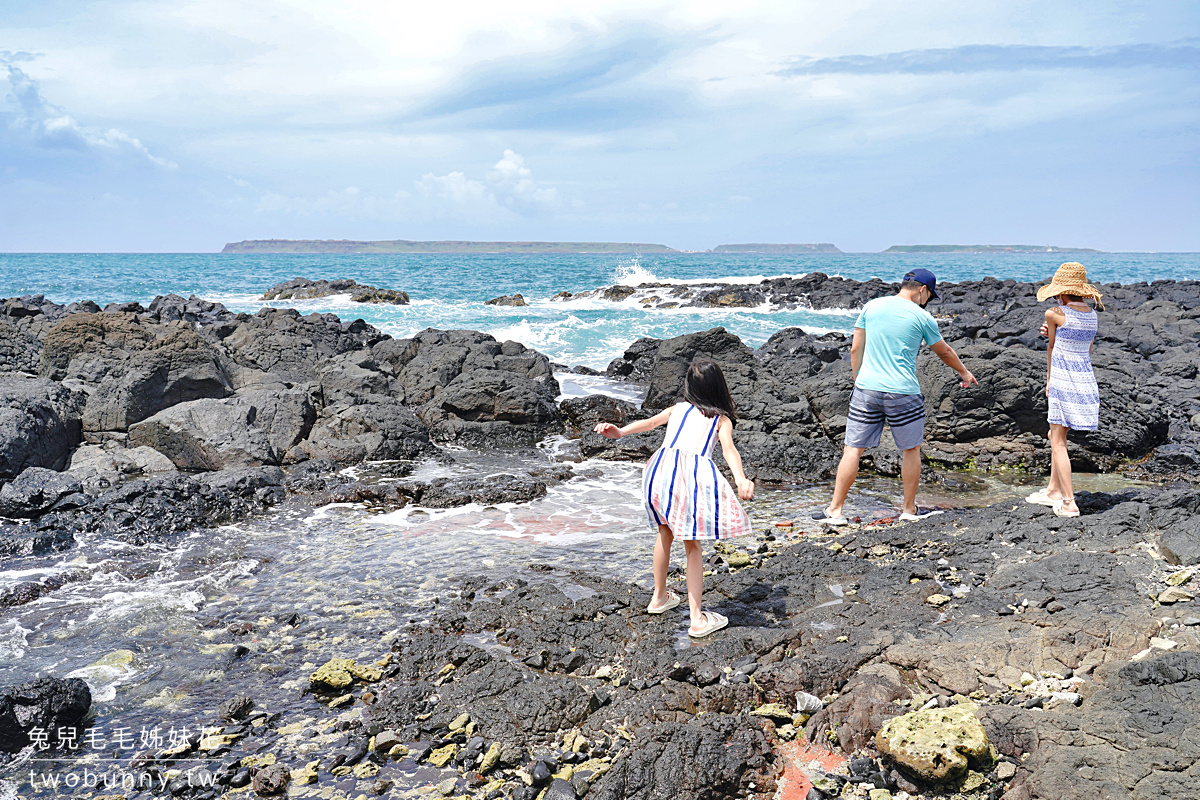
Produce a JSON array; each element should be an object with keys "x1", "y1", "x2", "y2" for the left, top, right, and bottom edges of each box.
[{"x1": 1, "y1": 0, "x2": 1197, "y2": 252}]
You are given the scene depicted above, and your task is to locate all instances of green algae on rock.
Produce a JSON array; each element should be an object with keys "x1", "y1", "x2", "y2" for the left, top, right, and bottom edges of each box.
[
  {"x1": 875, "y1": 702, "x2": 990, "y2": 782},
  {"x1": 309, "y1": 657, "x2": 382, "y2": 691}
]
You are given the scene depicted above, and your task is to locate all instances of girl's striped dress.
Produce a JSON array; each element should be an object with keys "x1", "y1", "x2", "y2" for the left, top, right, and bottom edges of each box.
[
  {"x1": 642, "y1": 402, "x2": 751, "y2": 539},
  {"x1": 1048, "y1": 306, "x2": 1100, "y2": 430}
]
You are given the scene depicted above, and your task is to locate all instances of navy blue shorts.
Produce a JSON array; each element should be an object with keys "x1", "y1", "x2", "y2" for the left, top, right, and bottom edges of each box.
[{"x1": 844, "y1": 388, "x2": 926, "y2": 450}]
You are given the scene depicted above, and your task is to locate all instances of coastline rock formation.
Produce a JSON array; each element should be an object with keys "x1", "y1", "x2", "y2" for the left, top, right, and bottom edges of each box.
[
  {"x1": 580, "y1": 274, "x2": 1199, "y2": 481},
  {"x1": 261, "y1": 277, "x2": 410, "y2": 305},
  {"x1": 485, "y1": 293, "x2": 528, "y2": 306},
  {"x1": 0, "y1": 292, "x2": 563, "y2": 559},
  {"x1": 1, "y1": 275, "x2": 1199, "y2": 800},
  {"x1": 356, "y1": 488, "x2": 1200, "y2": 800}
]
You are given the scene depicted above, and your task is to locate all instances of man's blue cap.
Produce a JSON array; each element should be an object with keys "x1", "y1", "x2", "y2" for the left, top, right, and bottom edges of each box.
[{"x1": 904, "y1": 268, "x2": 939, "y2": 300}]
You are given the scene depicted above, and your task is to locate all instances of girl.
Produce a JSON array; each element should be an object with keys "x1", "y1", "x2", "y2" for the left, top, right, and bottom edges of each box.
[
  {"x1": 1026, "y1": 262, "x2": 1104, "y2": 518},
  {"x1": 594, "y1": 358, "x2": 754, "y2": 638}
]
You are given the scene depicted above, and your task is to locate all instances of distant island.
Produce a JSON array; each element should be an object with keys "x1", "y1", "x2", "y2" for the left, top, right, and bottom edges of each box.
[
  {"x1": 221, "y1": 239, "x2": 1103, "y2": 256},
  {"x1": 883, "y1": 244, "x2": 1101, "y2": 254},
  {"x1": 711, "y1": 243, "x2": 842, "y2": 254},
  {"x1": 221, "y1": 239, "x2": 678, "y2": 254}
]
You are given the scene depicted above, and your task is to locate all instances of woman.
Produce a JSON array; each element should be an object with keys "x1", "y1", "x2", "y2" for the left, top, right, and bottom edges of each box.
[{"x1": 1026, "y1": 262, "x2": 1103, "y2": 517}]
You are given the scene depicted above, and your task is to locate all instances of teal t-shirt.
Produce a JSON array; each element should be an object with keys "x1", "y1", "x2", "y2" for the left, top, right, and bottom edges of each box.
[{"x1": 854, "y1": 295, "x2": 943, "y2": 395}]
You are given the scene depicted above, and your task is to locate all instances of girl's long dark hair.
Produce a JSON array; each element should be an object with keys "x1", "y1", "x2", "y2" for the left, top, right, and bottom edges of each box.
[{"x1": 682, "y1": 358, "x2": 738, "y2": 424}]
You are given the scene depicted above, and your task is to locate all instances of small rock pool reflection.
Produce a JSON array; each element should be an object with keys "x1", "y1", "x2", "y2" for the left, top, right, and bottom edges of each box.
[{"x1": 0, "y1": 439, "x2": 1145, "y2": 794}]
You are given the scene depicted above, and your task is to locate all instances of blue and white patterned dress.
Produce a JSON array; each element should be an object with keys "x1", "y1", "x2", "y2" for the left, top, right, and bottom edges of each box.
[
  {"x1": 1047, "y1": 306, "x2": 1100, "y2": 430},
  {"x1": 642, "y1": 403, "x2": 752, "y2": 540}
]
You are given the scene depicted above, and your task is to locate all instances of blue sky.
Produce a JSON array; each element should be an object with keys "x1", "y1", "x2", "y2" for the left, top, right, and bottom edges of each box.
[{"x1": 1, "y1": 0, "x2": 1197, "y2": 252}]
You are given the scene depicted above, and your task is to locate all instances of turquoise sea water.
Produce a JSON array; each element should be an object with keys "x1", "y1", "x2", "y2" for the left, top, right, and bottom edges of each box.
[{"x1": 1, "y1": 252, "x2": 1196, "y2": 369}]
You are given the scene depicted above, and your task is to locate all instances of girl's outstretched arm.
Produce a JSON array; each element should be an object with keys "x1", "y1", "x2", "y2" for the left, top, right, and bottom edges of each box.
[
  {"x1": 716, "y1": 417, "x2": 755, "y2": 500},
  {"x1": 594, "y1": 407, "x2": 672, "y2": 439}
]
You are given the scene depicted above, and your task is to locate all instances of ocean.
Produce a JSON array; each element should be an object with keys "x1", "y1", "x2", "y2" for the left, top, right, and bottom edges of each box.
[{"x1": 2, "y1": 251, "x2": 1196, "y2": 371}]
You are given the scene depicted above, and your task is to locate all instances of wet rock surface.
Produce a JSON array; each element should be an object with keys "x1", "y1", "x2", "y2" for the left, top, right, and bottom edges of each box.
[
  {"x1": 261, "y1": 277, "x2": 410, "y2": 305},
  {"x1": 2, "y1": 483, "x2": 1198, "y2": 799},
  {"x1": 332, "y1": 487, "x2": 1199, "y2": 800},
  {"x1": 0, "y1": 677, "x2": 91, "y2": 753},
  {"x1": 0, "y1": 295, "x2": 568, "y2": 571}
]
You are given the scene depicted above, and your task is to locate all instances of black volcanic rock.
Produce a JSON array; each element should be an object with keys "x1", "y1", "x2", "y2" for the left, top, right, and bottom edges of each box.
[
  {"x1": 214, "y1": 307, "x2": 385, "y2": 384},
  {"x1": 580, "y1": 271, "x2": 1200, "y2": 481},
  {"x1": 0, "y1": 467, "x2": 83, "y2": 518},
  {"x1": 261, "y1": 276, "x2": 409, "y2": 304},
  {"x1": 0, "y1": 373, "x2": 84, "y2": 479},
  {"x1": 39, "y1": 313, "x2": 235, "y2": 432},
  {"x1": 0, "y1": 677, "x2": 91, "y2": 753},
  {"x1": 288, "y1": 397, "x2": 434, "y2": 464},
  {"x1": 128, "y1": 387, "x2": 317, "y2": 470},
  {"x1": 373, "y1": 329, "x2": 563, "y2": 447}
]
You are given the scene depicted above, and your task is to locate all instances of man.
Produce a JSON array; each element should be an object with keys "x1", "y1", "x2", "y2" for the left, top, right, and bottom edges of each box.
[{"x1": 813, "y1": 268, "x2": 978, "y2": 524}]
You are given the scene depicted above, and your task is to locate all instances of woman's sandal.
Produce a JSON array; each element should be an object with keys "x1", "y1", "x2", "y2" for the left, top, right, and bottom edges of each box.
[
  {"x1": 646, "y1": 590, "x2": 681, "y2": 614},
  {"x1": 1025, "y1": 488, "x2": 1058, "y2": 507},
  {"x1": 688, "y1": 611, "x2": 728, "y2": 639},
  {"x1": 1053, "y1": 499, "x2": 1080, "y2": 518}
]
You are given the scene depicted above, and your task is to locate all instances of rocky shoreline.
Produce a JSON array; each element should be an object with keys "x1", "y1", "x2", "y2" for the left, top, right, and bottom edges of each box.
[
  {"x1": 5, "y1": 489, "x2": 1197, "y2": 800},
  {"x1": 2, "y1": 275, "x2": 1199, "y2": 799}
]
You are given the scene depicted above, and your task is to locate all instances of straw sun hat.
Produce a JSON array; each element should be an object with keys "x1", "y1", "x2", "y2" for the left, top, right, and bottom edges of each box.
[{"x1": 1036, "y1": 262, "x2": 1104, "y2": 308}]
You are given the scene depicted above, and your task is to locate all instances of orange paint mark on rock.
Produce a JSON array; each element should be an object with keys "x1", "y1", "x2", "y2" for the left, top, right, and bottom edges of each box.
[{"x1": 774, "y1": 739, "x2": 846, "y2": 800}]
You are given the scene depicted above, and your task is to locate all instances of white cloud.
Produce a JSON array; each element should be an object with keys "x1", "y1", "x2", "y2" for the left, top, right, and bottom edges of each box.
[
  {"x1": 415, "y1": 171, "x2": 491, "y2": 204},
  {"x1": 4, "y1": 65, "x2": 175, "y2": 167},
  {"x1": 488, "y1": 149, "x2": 559, "y2": 206},
  {"x1": 418, "y1": 149, "x2": 558, "y2": 214}
]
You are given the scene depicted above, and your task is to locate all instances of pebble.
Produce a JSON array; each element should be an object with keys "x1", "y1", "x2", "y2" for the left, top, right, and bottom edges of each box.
[
  {"x1": 1165, "y1": 568, "x2": 1194, "y2": 586},
  {"x1": 1048, "y1": 691, "x2": 1082, "y2": 708},
  {"x1": 1183, "y1": 616, "x2": 1200, "y2": 626},
  {"x1": 996, "y1": 761, "x2": 1017, "y2": 780},
  {"x1": 727, "y1": 551, "x2": 751, "y2": 568},
  {"x1": 530, "y1": 760, "x2": 553, "y2": 786},
  {"x1": 373, "y1": 730, "x2": 401, "y2": 753},
  {"x1": 1157, "y1": 587, "x2": 1194, "y2": 604},
  {"x1": 925, "y1": 594, "x2": 950, "y2": 607}
]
